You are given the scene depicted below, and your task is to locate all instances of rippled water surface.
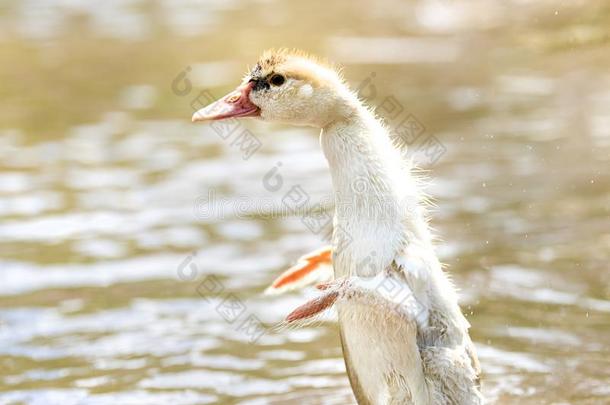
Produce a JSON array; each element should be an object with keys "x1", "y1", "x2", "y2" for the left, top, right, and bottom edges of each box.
[{"x1": 1, "y1": 1, "x2": 609, "y2": 404}]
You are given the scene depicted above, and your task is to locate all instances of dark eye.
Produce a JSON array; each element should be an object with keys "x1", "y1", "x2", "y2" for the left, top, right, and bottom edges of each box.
[{"x1": 269, "y1": 74, "x2": 285, "y2": 86}]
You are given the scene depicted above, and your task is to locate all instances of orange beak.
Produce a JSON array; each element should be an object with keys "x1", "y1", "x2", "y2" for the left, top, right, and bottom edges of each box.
[{"x1": 192, "y1": 81, "x2": 260, "y2": 122}]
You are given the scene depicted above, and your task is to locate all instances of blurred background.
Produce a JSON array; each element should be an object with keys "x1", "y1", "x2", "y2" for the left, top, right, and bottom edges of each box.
[{"x1": 0, "y1": 0, "x2": 609, "y2": 404}]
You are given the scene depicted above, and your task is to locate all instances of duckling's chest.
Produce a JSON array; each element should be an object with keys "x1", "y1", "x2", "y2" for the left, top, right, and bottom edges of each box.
[
  {"x1": 320, "y1": 125, "x2": 411, "y2": 278},
  {"x1": 331, "y1": 209, "x2": 404, "y2": 278}
]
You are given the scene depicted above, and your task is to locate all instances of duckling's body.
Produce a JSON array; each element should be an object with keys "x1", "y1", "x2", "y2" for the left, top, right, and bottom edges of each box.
[
  {"x1": 193, "y1": 49, "x2": 483, "y2": 405},
  {"x1": 322, "y1": 100, "x2": 481, "y2": 404}
]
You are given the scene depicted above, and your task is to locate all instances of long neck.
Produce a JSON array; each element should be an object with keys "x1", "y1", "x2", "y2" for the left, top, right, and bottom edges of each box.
[{"x1": 320, "y1": 99, "x2": 430, "y2": 278}]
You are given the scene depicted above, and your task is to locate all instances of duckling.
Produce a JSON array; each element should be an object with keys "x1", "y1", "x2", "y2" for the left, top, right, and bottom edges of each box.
[
  {"x1": 193, "y1": 49, "x2": 483, "y2": 405},
  {"x1": 264, "y1": 246, "x2": 333, "y2": 295}
]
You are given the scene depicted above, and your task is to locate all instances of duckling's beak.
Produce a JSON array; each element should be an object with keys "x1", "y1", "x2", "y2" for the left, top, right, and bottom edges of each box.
[{"x1": 192, "y1": 81, "x2": 260, "y2": 122}]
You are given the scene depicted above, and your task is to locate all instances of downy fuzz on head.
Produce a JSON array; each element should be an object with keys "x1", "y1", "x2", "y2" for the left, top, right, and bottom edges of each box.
[{"x1": 192, "y1": 48, "x2": 359, "y2": 127}]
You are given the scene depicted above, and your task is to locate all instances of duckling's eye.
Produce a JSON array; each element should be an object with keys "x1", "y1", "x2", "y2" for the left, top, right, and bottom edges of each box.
[{"x1": 269, "y1": 74, "x2": 285, "y2": 86}]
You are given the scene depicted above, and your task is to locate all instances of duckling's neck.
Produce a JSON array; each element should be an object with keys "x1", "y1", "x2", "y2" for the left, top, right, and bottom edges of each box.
[{"x1": 320, "y1": 101, "x2": 427, "y2": 278}]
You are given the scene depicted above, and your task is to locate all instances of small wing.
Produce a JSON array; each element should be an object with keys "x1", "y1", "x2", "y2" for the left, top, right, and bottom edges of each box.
[
  {"x1": 285, "y1": 289, "x2": 340, "y2": 322},
  {"x1": 264, "y1": 246, "x2": 333, "y2": 295}
]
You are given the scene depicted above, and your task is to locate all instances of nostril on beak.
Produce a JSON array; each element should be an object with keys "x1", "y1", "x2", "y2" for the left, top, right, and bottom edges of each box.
[{"x1": 226, "y1": 93, "x2": 240, "y2": 103}]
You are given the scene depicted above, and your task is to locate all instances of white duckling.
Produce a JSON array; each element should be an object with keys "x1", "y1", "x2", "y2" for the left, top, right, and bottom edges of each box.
[{"x1": 193, "y1": 49, "x2": 483, "y2": 405}]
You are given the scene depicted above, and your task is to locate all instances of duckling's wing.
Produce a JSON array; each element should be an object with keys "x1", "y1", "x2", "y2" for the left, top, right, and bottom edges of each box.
[{"x1": 264, "y1": 246, "x2": 333, "y2": 295}]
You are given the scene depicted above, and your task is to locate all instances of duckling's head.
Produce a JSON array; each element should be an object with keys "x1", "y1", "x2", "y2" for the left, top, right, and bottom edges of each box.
[{"x1": 192, "y1": 49, "x2": 350, "y2": 128}]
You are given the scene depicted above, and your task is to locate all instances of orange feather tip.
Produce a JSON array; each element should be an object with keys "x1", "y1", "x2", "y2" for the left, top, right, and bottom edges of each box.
[{"x1": 264, "y1": 246, "x2": 333, "y2": 295}]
